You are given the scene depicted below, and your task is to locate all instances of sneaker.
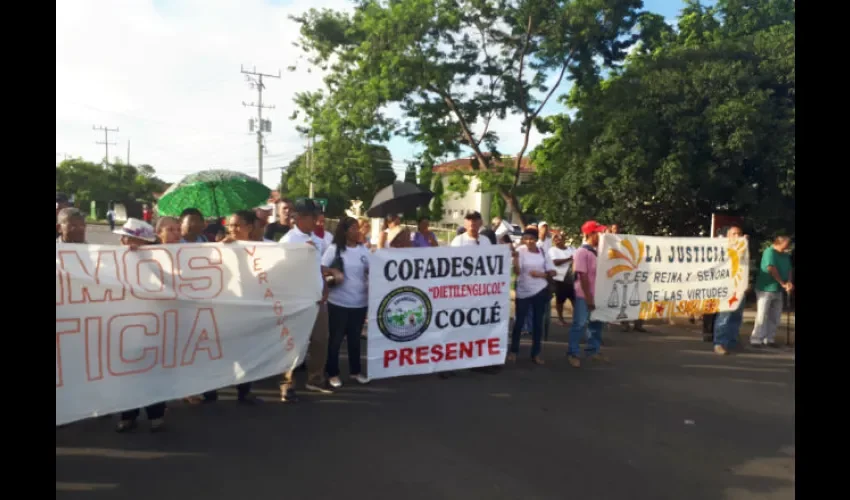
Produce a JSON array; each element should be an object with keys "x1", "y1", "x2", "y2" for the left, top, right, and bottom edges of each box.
[
  {"x1": 567, "y1": 356, "x2": 581, "y2": 368},
  {"x1": 329, "y1": 376, "x2": 343, "y2": 389},
  {"x1": 766, "y1": 342, "x2": 781, "y2": 348},
  {"x1": 589, "y1": 353, "x2": 609, "y2": 363},
  {"x1": 506, "y1": 353, "x2": 517, "y2": 363},
  {"x1": 306, "y1": 382, "x2": 334, "y2": 394},
  {"x1": 531, "y1": 356, "x2": 545, "y2": 365},
  {"x1": 350, "y1": 374, "x2": 370, "y2": 384},
  {"x1": 714, "y1": 345, "x2": 728, "y2": 355},
  {"x1": 750, "y1": 343, "x2": 765, "y2": 349}
]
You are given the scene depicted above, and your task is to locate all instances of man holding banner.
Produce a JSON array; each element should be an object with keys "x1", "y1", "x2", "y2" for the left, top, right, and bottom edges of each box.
[
  {"x1": 566, "y1": 221, "x2": 608, "y2": 368},
  {"x1": 280, "y1": 199, "x2": 337, "y2": 399}
]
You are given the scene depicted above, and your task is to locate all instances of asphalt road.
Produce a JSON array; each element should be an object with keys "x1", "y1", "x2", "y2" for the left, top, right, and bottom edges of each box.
[{"x1": 56, "y1": 306, "x2": 795, "y2": 500}]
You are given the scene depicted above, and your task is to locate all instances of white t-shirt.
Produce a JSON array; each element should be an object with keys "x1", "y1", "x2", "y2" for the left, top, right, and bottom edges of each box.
[
  {"x1": 320, "y1": 231, "x2": 333, "y2": 248},
  {"x1": 321, "y1": 243, "x2": 370, "y2": 308},
  {"x1": 281, "y1": 226, "x2": 325, "y2": 290},
  {"x1": 450, "y1": 233, "x2": 493, "y2": 247},
  {"x1": 548, "y1": 246, "x2": 575, "y2": 282},
  {"x1": 515, "y1": 247, "x2": 551, "y2": 299},
  {"x1": 537, "y1": 236, "x2": 553, "y2": 254}
]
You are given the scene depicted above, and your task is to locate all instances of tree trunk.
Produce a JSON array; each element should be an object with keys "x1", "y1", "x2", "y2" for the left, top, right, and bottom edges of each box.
[{"x1": 502, "y1": 190, "x2": 526, "y2": 226}]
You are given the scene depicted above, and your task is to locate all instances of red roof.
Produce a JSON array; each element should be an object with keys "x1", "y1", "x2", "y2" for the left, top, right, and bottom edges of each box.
[{"x1": 432, "y1": 154, "x2": 535, "y2": 174}]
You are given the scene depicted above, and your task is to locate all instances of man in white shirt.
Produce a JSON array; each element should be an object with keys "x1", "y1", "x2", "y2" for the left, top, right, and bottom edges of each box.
[
  {"x1": 279, "y1": 199, "x2": 338, "y2": 400},
  {"x1": 537, "y1": 221, "x2": 553, "y2": 254},
  {"x1": 450, "y1": 212, "x2": 492, "y2": 247},
  {"x1": 548, "y1": 232, "x2": 575, "y2": 326}
]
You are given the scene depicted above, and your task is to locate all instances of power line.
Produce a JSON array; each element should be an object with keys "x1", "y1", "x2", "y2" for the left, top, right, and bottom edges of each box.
[
  {"x1": 240, "y1": 65, "x2": 280, "y2": 184},
  {"x1": 92, "y1": 125, "x2": 118, "y2": 165}
]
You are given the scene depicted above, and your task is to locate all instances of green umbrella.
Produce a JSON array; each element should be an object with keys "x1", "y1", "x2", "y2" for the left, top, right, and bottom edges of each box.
[{"x1": 156, "y1": 170, "x2": 271, "y2": 218}]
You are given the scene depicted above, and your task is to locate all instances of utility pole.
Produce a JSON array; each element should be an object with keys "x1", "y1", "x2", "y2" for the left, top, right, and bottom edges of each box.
[
  {"x1": 127, "y1": 140, "x2": 131, "y2": 166},
  {"x1": 93, "y1": 125, "x2": 118, "y2": 165},
  {"x1": 241, "y1": 65, "x2": 280, "y2": 184}
]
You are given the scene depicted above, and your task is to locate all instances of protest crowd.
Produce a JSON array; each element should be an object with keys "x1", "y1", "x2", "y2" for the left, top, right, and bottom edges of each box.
[{"x1": 56, "y1": 190, "x2": 793, "y2": 433}]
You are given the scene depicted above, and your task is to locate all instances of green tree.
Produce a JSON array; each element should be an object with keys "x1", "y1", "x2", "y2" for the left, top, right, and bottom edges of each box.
[
  {"x1": 402, "y1": 162, "x2": 419, "y2": 220},
  {"x1": 430, "y1": 176, "x2": 445, "y2": 223},
  {"x1": 531, "y1": 0, "x2": 795, "y2": 239},
  {"x1": 280, "y1": 141, "x2": 396, "y2": 216},
  {"x1": 417, "y1": 157, "x2": 434, "y2": 218},
  {"x1": 56, "y1": 159, "x2": 168, "y2": 217},
  {"x1": 290, "y1": 0, "x2": 644, "y2": 225}
]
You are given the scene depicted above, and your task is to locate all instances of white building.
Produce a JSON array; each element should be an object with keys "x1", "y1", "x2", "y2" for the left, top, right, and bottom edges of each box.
[{"x1": 431, "y1": 154, "x2": 535, "y2": 225}]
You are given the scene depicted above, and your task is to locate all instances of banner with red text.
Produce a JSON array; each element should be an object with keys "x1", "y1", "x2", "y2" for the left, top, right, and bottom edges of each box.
[
  {"x1": 56, "y1": 242, "x2": 321, "y2": 426},
  {"x1": 593, "y1": 234, "x2": 750, "y2": 323},
  {"x1": 367, "y1": 245, "x2": 511, "y2": 379}
]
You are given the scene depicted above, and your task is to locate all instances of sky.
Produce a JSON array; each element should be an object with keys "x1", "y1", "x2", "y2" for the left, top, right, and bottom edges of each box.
[{"x1": 56, "y1": 0, "x2": 696, "y2": 189}]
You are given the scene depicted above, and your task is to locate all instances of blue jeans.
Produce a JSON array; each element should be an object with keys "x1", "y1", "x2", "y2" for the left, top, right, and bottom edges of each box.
[
  {"x1": 524, "y1": 296, "x2": 553, "y2": 339},
  {"x1": 511, "y1": 288, "x2": 550, "y2": 358},
  {"x1": 568, "y1": 298, "x2": 604, "y2": 357},
  {"x1": 714, "y1": 303, "x2": 745, "y2": 349}
]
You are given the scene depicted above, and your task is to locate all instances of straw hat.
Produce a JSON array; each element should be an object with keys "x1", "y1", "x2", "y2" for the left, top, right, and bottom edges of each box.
[{"x1": 114, "y1": 218, "x2": 157, "y2": 242}]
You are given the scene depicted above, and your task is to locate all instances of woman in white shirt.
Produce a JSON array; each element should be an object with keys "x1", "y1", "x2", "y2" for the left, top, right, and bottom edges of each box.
[
  {"x1": 509, "y1": 229, "x2": 556, "y2": 365},
  {"x1": 321, "y1": 217, "x2": 371, "y2": 387}
]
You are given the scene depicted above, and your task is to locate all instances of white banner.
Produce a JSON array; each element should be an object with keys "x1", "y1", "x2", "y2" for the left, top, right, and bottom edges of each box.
[
  {"x1": 367, "y1": 245, "x2": 511, "y2": 379},
  {"x1": 593, "y1": 234, "x2": 750, "y2": 323},
  {"x1": 56, "y1": 242, "x2": 321, "y2": 426}
]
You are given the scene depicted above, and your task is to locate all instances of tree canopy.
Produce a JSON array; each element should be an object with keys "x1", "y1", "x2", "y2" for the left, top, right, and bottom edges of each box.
[
  {"x1": 279, "y1": 140, "x2": 396, "y2": 216},
  {"x1": 56, "y1": 159, "x2": 169, "y2": 214},
  {"x1": 290, "y1": 0, "x2": 644, "y2": 224},
  {"x1": 531, "y1": 0, "x2": 795, "y2": 239}
]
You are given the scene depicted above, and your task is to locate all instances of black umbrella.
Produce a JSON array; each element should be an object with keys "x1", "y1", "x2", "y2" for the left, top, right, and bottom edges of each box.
[{"x1": 366, "y1": 182, "x2": 434, "y2": 218}]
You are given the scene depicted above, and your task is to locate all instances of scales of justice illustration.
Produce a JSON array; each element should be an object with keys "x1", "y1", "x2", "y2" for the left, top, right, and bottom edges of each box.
[{"x1": 607, "y1": 272, "x2": 641, "y2": 319}]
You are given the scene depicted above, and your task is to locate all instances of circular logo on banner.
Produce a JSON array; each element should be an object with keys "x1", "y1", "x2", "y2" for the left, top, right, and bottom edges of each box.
[{"x1": 377, "y1": 286, "x2": 432, "y2": 342}]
